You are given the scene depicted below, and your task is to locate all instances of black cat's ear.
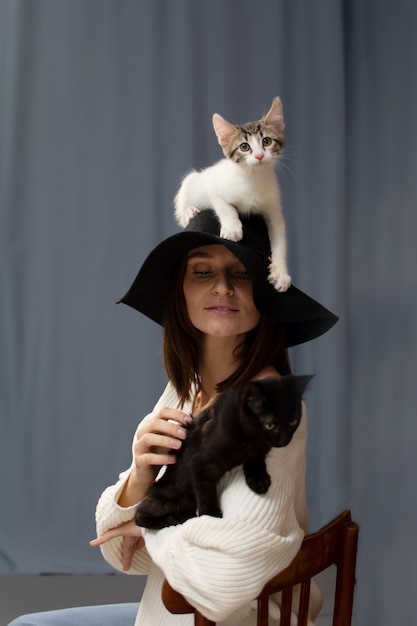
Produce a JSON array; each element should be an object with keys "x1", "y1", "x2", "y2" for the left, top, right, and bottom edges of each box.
[
  {"x1": 290, "y1": 374, "x2": 314, "y2": 396},
  {"x1": 241, "y1": 382, "x2": 266, "y2": 413}
]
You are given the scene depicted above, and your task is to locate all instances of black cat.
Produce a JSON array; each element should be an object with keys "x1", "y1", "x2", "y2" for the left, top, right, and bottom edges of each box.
[{"x1": 135, "y1": 375, "x2": 312, "y2": 530}]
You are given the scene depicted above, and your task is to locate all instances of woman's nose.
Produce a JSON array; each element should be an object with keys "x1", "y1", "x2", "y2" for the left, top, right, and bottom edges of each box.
[{"x1": 211, "y1": 271, "x2": 234, "y2": 294}]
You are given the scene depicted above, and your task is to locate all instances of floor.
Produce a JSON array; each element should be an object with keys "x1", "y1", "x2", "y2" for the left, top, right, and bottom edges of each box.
[{"x1": 0, "y1": 569, "x2": 338, "y2": 626}]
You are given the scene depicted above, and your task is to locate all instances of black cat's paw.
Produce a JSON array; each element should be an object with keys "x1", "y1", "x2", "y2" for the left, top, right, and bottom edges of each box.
[
  {"x1": 135, "y1": 508, "x2": 192, "y2": 530},
  {"x1": 135, "y1": 495, "x2": 197, "y2": 530},
  {"x1": 245, "y1": 473, "x2": 271, "y2": 495},
  {"x1": 199, "y1": 506, "x2": 223, "y2": 518}
]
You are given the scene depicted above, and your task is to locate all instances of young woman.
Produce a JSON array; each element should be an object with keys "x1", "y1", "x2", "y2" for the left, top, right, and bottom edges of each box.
[{"x1": 9, "y1": 211, "x2": 337, "y2": 626}]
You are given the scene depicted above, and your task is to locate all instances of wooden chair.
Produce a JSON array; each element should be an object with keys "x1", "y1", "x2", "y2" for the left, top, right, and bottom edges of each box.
[{"x1": 162, "y1": 509, "x2": 359, "y2": 626}]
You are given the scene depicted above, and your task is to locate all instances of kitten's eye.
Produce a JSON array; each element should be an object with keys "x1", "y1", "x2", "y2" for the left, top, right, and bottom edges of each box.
[
  {"x1": 262, "y1": 137, "x2": 272, "y2": 146},
  {"x1": 240, "y1": 142, "x2": 250, "y2": 152},
  {"x1": 264, "y1": 423, "x2": 275, "y2": 431}
]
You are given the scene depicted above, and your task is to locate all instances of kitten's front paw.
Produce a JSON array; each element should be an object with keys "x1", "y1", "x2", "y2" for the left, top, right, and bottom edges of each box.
[
  {"x1": 184, "y1": 206, "x2": 201, "y2": 225},
  {"x1": 176, "y1": 206, "x2": 201, "y2": 227},
  {"x1": 219, "y1": 222, "x2": 243, "y2": 242},
  {"x1": 268, "y1": 264, "x2": 291, "y2": 292}
]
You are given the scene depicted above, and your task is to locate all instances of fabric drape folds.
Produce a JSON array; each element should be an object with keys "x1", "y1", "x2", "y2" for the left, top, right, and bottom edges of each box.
[{"x1": 1, "y1": 2, "x2": 416, "y2": 625}]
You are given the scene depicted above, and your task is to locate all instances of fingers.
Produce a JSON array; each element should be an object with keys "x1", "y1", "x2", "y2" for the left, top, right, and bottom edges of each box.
[
  {"x1": 137, "y1": 429, "x2": 186, "y2": 454},
  {"x1": 122, "y1": 536, "x2": 145, "y2": 571},
  {"x1": 118, "y1": 408, "x2": 193, "y2": 504},
  {"x1": 90, "y1": 523, "x2": 145, "y2": 572},
  {"x1": 122, "y1": 542, "x2": 132, "y2": 571},
  {"x1": 90, "y1": 530, "x2": 115, "y2": 547},
  {"x1": 90, "y1": 520, "x2": 143, "y2": 548},
  {"x1": 156, "y1": 407, "x2": 193, "y2": 426},
  {"x1": 140, "y1": 408, "x2": 193, "y2": 437},
  {"x1": 133, "y1": 408, "x2": 193, "y2": 468},
  {"x1": 133, "y1": 449, "x2": 178, "y2": 468},
  {"x1": 135, "y1": 409, "x2": 190, "y2": 443},
  {"x1": 90, "y1": 536, "x2": 105, "y2": 547},
  {"x1": 90, "y1": 522, "x2": 146, "y2": 572},
  {"x1": 147, "y1": 408, "x2": 193, "y2": 439}
]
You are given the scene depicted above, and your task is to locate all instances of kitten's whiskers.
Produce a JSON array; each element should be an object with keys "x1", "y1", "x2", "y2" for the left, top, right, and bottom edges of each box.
[{"x1": 277, "y1": 148, "x2": 297, "y2": 181}]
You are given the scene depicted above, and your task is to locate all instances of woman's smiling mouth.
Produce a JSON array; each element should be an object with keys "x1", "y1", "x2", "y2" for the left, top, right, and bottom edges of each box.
[{"x1": 205, "y1": 304, "x2": 239, "y2": 314}]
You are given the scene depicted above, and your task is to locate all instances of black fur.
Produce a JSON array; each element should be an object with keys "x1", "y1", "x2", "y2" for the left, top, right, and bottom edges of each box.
[{"x1": 135, "y1": 375, "x2": 312, "y2": 529}]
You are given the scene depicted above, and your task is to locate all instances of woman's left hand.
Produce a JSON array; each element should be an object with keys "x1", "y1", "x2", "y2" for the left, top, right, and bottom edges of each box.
[{"x1": 90, "y1": 520, "x2": 144, "y2": 571}]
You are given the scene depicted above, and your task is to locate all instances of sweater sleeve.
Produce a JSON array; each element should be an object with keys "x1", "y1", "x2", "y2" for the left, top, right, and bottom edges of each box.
[
  {"x1": 142, "y1": 408, "x2": 308, "y2": 622},
  {"x1": 94, "y1": 382, "x2": 180, "y2": 575}
]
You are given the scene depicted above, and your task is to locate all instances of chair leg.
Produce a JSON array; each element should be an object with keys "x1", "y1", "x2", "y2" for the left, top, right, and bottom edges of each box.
[
  {"x1": 280, "y1": 587, "x2": 293, "y2": 626},
  {"x1": 333, "y1": 522, "x2": 359, "y2": 626},
  {"x1": 195, "y1": 611, "x2": 216, "y2": 625},
  {"x1": 298, "y1": 580, "x2": 311, "y2": 626},
  {"x1": 257, "y1": 595, "x2": 269, "y2": 626}
]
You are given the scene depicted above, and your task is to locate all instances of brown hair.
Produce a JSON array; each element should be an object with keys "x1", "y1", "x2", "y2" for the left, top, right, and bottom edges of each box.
[{"x1": 162, "y1": 257, "x2": 291, "y2": 407}]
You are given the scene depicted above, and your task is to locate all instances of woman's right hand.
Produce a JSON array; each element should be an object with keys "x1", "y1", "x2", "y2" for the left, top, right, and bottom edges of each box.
[{"x1": 117, "y1": 407, "x2": 192, "y2": 507}]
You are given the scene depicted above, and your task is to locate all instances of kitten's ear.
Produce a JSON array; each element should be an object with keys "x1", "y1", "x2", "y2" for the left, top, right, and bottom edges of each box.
[
  {"x1": 264, "y1": 97, "x2": 285, "y2": 132},
  {"x1": 212, "y1": 113, "x2": 237, "y2": 148},
  {"x1": 290, "y1": 374, "x2": 314, "y2": 396}
]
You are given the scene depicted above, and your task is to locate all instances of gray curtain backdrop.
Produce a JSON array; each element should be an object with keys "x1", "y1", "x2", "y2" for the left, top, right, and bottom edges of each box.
[{"x1": 1, "y1": 1, "x2": 416, "y2": 625}]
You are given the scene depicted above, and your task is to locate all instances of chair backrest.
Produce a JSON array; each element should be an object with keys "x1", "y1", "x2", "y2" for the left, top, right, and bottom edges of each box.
[{"x1": 162, "y1": 509, "x2": 359, "y2": 626}]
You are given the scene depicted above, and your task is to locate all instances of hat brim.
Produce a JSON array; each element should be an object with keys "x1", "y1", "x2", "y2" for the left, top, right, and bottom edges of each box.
[{"x1": 117, "y1": 215, "x2": 338, "y2": 348}]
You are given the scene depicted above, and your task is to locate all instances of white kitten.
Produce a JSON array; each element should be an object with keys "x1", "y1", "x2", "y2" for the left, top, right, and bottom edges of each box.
[{"x1": 174, "y1": 97, "x2": 291, "y2": 292}]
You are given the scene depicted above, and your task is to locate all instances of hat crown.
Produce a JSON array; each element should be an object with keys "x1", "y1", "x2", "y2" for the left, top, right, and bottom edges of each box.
[{"x1": 185, "y1": 211, "x2": 271, "y2": 262}]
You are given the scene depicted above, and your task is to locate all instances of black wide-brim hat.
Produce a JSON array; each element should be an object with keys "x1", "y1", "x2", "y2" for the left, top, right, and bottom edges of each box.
[{"x1": 118, "y1": 210, "x2": 338, "y2": 347}]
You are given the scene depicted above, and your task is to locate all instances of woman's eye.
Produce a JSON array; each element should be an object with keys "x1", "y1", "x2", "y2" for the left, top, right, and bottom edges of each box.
[
  {"x1": 240, "y1": 142, "x2": 250, "y2": 152},
  {"x1": 262, "y1": 137, "x2": 272, "y2": 146},
  {"x1": 231, "y1": 264, "x2": 250, "y2": 278}
]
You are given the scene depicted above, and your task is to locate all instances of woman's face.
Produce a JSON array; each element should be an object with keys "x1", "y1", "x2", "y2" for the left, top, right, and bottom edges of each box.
[{"x1": 183, "y1": 244, "x2": 261, "y2": 338}]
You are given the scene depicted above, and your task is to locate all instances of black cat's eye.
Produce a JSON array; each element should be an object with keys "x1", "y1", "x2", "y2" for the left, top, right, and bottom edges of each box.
[
  {"x1": 289, "y1": 419, "x2": 299, "y2": 427},
  {"x1": 264, "y1": 423, "x2": 275, "y2": 430},
  {"x1": 262, "y1": 137, "x2": 272, "y2": 146},
  {"x1": 239, "y1": 142, "x2": 250, "y2": 152}
]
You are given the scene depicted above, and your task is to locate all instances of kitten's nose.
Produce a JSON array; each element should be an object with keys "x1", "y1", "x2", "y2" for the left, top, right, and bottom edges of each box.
[{"x1": 254, "y1": 151, "x2": 264, "y2": 161}]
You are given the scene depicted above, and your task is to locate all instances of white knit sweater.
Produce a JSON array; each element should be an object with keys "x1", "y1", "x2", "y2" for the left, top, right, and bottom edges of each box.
[{"x1": 95, "y1": 382, "x2": 322, "y2": 625}]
